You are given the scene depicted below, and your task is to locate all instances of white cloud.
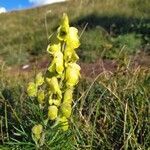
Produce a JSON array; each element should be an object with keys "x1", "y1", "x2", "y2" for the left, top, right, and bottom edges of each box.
[
  {"x1": 29, "y1": 0, "x2": 66, "y2": 6},
  {"x1": 0, "y1": 7, "x2": 7, "y2": 13}
]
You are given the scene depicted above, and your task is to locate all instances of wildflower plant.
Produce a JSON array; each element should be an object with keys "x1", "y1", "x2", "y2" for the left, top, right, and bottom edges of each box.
[{"x1": 27, "y1": 13, "x2": 80, "y2": 146}]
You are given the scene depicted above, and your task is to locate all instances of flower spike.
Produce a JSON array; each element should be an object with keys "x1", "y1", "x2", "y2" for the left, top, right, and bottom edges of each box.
[{"x1": 27, "y1": 13, "x2": 81, "y2": 145}]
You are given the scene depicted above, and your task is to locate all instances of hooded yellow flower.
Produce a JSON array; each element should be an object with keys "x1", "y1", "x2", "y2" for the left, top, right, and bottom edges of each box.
[
  {"x1": 47, "y1": 34, "x2": 61, "y2": 55},
  {"x1": 32, "y1": 124, "x2": 43, "y2": 140},
  {"x1": 65, "y1": 63, "x2": 81, "y2": 87},
  {"x1": 46, "y1": 77, "x2": 62, "y2": 98},
  {"x1": 48, "y1": 105, "x2": 58, "y2": 120},
  {"x1": 63, "y1": 88, "x2": 73, "y2": 104},
  {"x1": 55, "y1": 51, "x2": 64, "y2": 74},
  {"x1": 27, "y1": 82, "x2": 37, "y2": 97},
  {"x1": 59, "y1": 116, "x2": 69, "y2": 131},
  {"x1": 66, "y1": 27, "x2": 80, "y2": 49},
  {"x1": 47, "y1": 43, "x2": 61, "y2": 55},
  {"x1": 28, "y1": 13, "x2": 81, "y2": 135},
  {"x1": 64, "y1": 47, "x2": 79, "y2": 63},
  {"x1": 49, "y1": 98, "x2": 61, "y2": 106},
  {"x1": 57, "y1": 13, "x2": 69, "y2": 41},
  {"x1": 37, "y1": 90, "x2": 45, "y2": 104},
  {"x1": 35, "y1": 72, "x2": 44, "y2": 87},
  {"x1": 61, "y1": 103, "x2": 72, "y2": 118},
  {"x1": 48, "y1": 51, "x2": 64, "y2": 75}
]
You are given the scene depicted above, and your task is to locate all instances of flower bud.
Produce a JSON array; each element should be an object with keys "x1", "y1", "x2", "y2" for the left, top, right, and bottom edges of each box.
[
  {"x1": 35, "y1": 72, "x2": 44, "y2": 87},
  {"x1": 59, "y1": 116, "x2": 69, "y2": 131},
  {"x1": 48, "y1": 105, "x2": 58, "y2": 120},
  {"x1": 61, "y1": 103, "x2": 72, "y2": 118},
  {"x1": 66, "y1": 63, "x2": 81, "y2": 87},
  {"x1": 55, "y1": 51, "x2": 64, "y2": 74},
  {"x1": 27, "y1": 82, "x2": 37, "y2": 97},
  {"x1": 63, "y1": 88, "x2": 73, "y2": 104},
  {"x1": 37, "y1": 90, "x2": 45, "y2": 104},
  {"x1": 32, "y1": 124, "x2": 43, "y2": 141}
]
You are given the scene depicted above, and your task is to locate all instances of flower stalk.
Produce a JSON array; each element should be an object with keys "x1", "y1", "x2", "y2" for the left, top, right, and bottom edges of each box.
[{"x1": 27, "y1": 13, "x2": 80, "y2": 145}]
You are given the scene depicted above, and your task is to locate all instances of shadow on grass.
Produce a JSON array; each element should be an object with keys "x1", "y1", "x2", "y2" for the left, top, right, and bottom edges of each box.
[{"x1": 72, "y1": 13, "x2": 150, "y2": 38}]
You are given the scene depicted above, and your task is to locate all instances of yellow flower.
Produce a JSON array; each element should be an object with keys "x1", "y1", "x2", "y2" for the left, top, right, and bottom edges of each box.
[
  {"x1": 66, "y1": 27, "x2": 80, "y2": 49},
  {"x1": 37, "y1": 90, "x2": 45, "y2": 104},
  {"x1": 57, "y1": 13, "x2": 69, "y2": 41},
  {"x1": 48, "y1": 59, "x2": 56, "y2": 73},
  {"x1": 27, "y1": 82, "x2": 37, "y2": 97},
  {"x1": 49, "y1": 98, "x2": 53, "y2": 105},
  {"x1": 60, "y1": 13, "x2": 69, "y2": 27},
  {"x1": 46, "y1": 77, "x2": 62, "y2": 98},
  {"x1": 28, "y1": 13, "x2": 81, "y2": 134},
  {"x1": 35, "y1": 72, "x2": 44, "y2": 87},
  {"x1": 55, "y1": 51, "x2": 64, "y2": 74},
  {"x1": 71, "y1": 51, "x2": 79, "y2": 62},
  {"x1": 64, "y1": 48, "x2": 79, "y2": 63},
  {"x1": 48, "y1": 51, "x2": 64, "y2": 75},
  {"x1": 32, "y1": 124, "x2": 43, "y2": 140},
  {"x1": 59, "y1": 116, "x2": 69, "y2": 131},
  {"x1": 49, "y1": 98, "x2": 61, "y2": 106},
  {"x1": 47, "y1": 34, "x2": 61, "y2": 55},
  {"x1": 47, "y1": 43, "x2": 61, "y2": 55},
  {"x1": 61, "y1": 103, "x2": 72, "y2": 118},
  {"x1": 48, "y1": 105, "x2": 58, "y2": 120},
  {"x1": 63, "y1": 88, "x2": 73, "y2": 104},
  {"x1": 65, "y1": 63, "x2": 81, "y2": 87},
  {"x1": 53, "y1": 99, "x2": 61, "y2": 106}
]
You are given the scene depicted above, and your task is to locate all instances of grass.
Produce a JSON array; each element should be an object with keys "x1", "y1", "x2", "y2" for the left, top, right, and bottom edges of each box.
[
  {"x1": 0, "y1": 0, "x2": 150, "y2": 149},
  {"x1": 74, "y1": 65, "x2": 150, "y2": 149},
  {"x1": 0, "y1": 0, "x2": 149, "y2": 65},
  {"x1": 80, "y1": 29, "x2": 143, "y2": 61},
  {"x1": 0, "y1": 57, "x2": 150, "y2": 149}
]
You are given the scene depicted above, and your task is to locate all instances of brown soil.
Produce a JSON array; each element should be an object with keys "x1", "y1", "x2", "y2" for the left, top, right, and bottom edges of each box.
[
  {"x1": 9, "y1": 58, "x2": 118, "y2": 78},
  {"x1": 80, "y1": 59, "x2": 117, "y2": 78},
  {"x1": 4, "y1": 52, "x2": 150, "y2": 79}
]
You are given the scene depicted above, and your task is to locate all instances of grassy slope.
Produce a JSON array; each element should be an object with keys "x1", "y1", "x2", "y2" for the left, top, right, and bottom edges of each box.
[
  {"x1": 0, "y1": 0, "x2": 149, "y2": 65},
  {"x1": 0, "y1": 0, "x2": 150, "y2": 149}
]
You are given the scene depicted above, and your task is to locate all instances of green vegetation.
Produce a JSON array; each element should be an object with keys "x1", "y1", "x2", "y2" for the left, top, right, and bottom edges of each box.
[
  {"x1": 0, "y1": 0, "x2": 150, "y2": 149},
  {"x1": 0, "y1": 0, "x2": 149, "y2": 65}
]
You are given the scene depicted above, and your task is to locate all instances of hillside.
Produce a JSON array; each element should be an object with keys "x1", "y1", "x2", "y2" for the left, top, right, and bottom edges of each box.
[{"x1": 0, "y1": 0, "x2": 150, "y2": 66}]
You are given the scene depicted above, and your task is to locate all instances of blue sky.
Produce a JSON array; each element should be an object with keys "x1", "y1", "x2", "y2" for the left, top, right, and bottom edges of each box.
[
  {"x1": 0, "y1": 0, "x2": 31, "y2": 11},
  {"x1": 0, "y1": 0, "x2": 66, "y2": 12}
]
